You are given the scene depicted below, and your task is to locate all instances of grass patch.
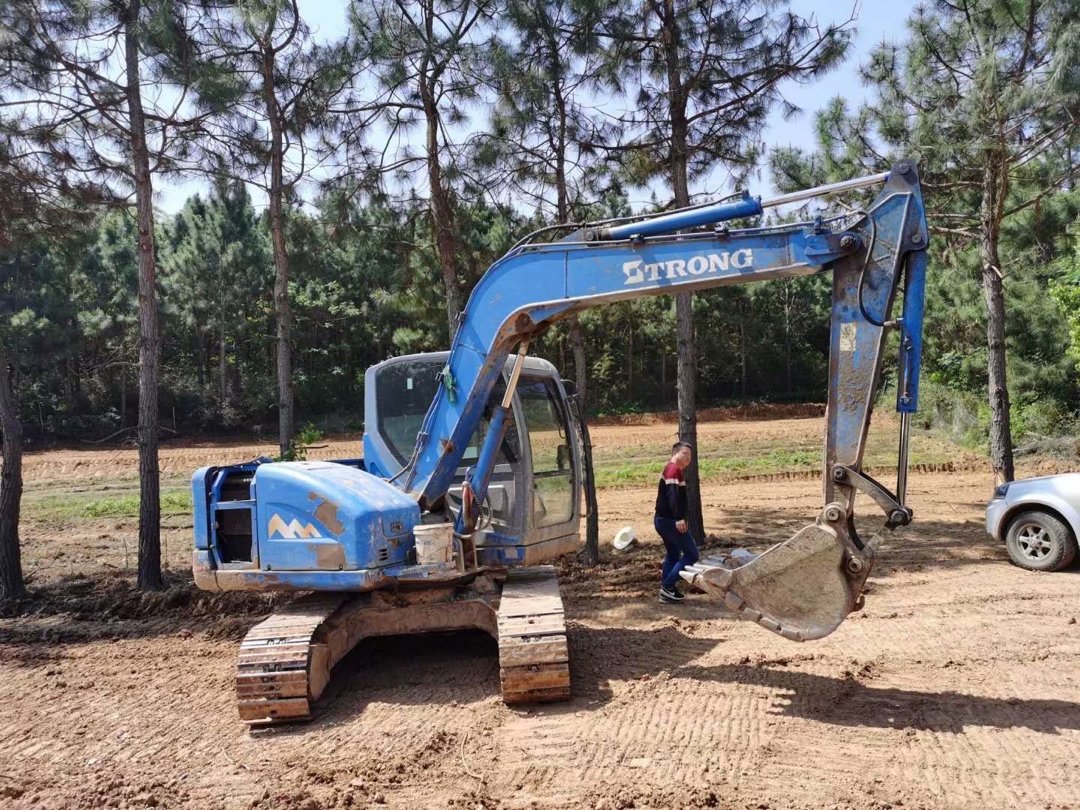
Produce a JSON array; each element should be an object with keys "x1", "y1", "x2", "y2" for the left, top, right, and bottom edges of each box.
[
  {"x1": 589, "y1": 420, "x2": 972, "y2": 490},
  {"x1": 82, "y1": 491, "x2": 192, "y2": 518},
  {"x1": 25, "y1": 489, "x2": 192, "y2": 522},
  {"x1": 593, "y1": 448, "x2": 818, "y2": 489}
]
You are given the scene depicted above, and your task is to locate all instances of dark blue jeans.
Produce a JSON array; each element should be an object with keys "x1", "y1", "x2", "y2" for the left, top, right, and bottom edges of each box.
[{"x1": 655, "y1": 516, "x2": 700, "y2": 591}]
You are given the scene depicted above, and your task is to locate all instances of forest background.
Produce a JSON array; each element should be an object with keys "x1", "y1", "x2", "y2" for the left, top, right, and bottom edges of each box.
[{"x1": 0, "y1": 0, "x2": 1077, "y2": 593}]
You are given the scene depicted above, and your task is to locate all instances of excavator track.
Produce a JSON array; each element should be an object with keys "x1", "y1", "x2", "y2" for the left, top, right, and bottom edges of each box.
[
  {"x1": 235, "y1": 593, "x2": 347, "y2": 725},
  {"x1": 496, "y1": 566, "x2": 571, "y2": 704},
  {"x1": 234, "y1": 568, "x2": 571, "y2": 725}
]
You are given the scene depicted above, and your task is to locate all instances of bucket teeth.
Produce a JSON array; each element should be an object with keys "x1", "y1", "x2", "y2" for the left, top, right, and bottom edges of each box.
[{"x1": 680, "y1": 524, "x2": 871, "y2": 642}]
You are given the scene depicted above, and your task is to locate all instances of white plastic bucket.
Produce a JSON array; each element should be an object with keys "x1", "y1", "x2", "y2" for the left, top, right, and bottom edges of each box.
[{"x1": 414, "y1": 523, "x2": 454, "y2": 565}]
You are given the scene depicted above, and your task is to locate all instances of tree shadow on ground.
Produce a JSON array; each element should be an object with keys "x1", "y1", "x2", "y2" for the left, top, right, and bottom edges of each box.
[
  {"x1": 563, "y1": 623, "x2": 1080, "y2": 736},
  {"x1": 251, "y1": 623, "x2": 720, "y2": 734},
  {"x1": 0, "y1": 569, "x2": 281, "y2": 659},
  {"x1": 677, "y1": 661, "x2": 1080, "y2": 735},
  {"x1": 256, "y1": 621, "x2": 1080, "y2": 739}
]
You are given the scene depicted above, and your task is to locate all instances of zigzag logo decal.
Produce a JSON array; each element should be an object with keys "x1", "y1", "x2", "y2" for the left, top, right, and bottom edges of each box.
[{"x1": 267, "y1": 513, "x2": 323, "y2": 539}]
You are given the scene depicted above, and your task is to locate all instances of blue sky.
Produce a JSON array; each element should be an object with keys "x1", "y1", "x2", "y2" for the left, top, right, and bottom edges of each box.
[{"x1": 156, "y1": 1, "x2": 916, "y2": 214}]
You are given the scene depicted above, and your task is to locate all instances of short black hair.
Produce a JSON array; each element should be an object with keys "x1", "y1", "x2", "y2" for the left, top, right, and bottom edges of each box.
[{"x1": 671, "y1": 441, "x2": 694, "y2": 453}]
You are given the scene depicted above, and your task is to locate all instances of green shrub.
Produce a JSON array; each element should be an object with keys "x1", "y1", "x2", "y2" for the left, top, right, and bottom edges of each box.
[{"x1": 278, "y1": 422, "x2": 325, "y2": 461}]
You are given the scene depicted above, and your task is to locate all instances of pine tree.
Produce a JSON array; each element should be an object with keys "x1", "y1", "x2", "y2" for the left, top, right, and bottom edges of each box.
[
  {"x1": 345, "y1": 0, "x2": 497, "y2": 337},
  {"x1": 773, "y1": 0, "x2": 1080, "y2": 483},
  {"x1": 188, "y1": 0, "x2": 352, "y2": 455},
  {"x1": 0, "y1": 209, "x2": 98, "y2": 601},
  {"x1": 1051, "y1": 219, "x2": 1080, "y2": 367},
  {"x1": 607, "y1": 0, "x2": 852, "y2": 539},
  {"x1": 0, "y1": 0, "x2": 199, "y2": 590},
  {"x1": 480, "y1": 0, "x2": 618, "y2": 406},
  {"x1": 159, "y1": 181, "x2": 271, "y2": 425},
  {"x1": 0, "y1": 103, "x2": 100, "y2": 602}
]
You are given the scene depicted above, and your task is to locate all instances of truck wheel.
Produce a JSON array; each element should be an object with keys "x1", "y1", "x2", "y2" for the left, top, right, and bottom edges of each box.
[{"x1": 1005, "y1": 510, "x2": 1078, "y2": 572}]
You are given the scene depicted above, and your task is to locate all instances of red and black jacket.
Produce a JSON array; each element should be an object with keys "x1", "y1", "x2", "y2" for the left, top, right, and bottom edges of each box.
[{"x1": 654, "y1": 462, "x2": 687, "y2": 521}]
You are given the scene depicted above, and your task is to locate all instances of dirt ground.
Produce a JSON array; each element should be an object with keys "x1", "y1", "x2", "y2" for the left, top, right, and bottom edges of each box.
[{"x1": 3, "y1": 414, "x2": 1080, "y2": 809}]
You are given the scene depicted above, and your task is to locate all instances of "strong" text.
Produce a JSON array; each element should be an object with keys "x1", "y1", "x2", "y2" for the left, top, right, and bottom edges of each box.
[{"x1": 622, "y1": 249, "x2": 754, "y2": 285}]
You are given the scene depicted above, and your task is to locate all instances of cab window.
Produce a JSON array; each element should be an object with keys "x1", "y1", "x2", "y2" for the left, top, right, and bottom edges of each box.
[
  {"x1": 375, "y1": 359, "x2": 517, "y2": 465},
  {"x1": 518, "y1": 378, "x2": 574, "y2": 527}
]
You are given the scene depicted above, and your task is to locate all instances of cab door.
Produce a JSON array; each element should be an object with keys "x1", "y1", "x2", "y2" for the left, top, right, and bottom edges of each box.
[
  {"x1": 448, "y1": 378, "x2": 523, "y2": 536},
  {"x1": 517, "y1": 376, "x2": 577, "y2": 532}
]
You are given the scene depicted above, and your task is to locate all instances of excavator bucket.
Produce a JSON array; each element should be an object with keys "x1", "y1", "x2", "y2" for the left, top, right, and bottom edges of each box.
[{"x1": 680, "y1": 525, "x2": 874, "y2": 641}]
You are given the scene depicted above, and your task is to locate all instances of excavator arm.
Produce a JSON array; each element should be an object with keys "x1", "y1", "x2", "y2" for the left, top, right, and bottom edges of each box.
[{"x1": 397, "y1": 161, "x2": 929, "y2": 641}]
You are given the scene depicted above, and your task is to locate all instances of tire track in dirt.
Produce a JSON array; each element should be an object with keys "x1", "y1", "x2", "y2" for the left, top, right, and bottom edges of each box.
[{"x1": 7, "y1": 426, "x2": 1080, "y2": 808}]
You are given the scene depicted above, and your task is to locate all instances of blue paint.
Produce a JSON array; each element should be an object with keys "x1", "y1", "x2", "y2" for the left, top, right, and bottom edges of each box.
[
  {"x1": 255, "y1": 462, "x2": 418, "y2": 572},
  {"x1": 403, "y1": 227, "x2": 847, "y2": 504},
  {"x1": 897, "y1": 250, "x2": 928, "y2": 414},
  {"x1": 191, "y1": 467, "x2": 212, "y2": 550},
  {"x1": 193, "y1": 162, "x2": 931, "y2": 594},
  {"x1": 452, "y1": 403, "x2": 513, "y2": 537},
  {"x1": 601, "y1": 193, "x2": 763, "y2": 240},
  {"x1": 362, "y1": 432, "x2": 393, "y2": 479},
  {"x1": 470, "y1": 405, "x2": 508, "y2": 509},
  {"x1": 477, "y1": 537, "x2": 526, "y2": 566}
]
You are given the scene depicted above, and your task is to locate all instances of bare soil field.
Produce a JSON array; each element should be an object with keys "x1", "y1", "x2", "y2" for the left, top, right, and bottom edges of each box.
[{"x1": 3, "y1": 413, "x2": 1080, "y2": 809}]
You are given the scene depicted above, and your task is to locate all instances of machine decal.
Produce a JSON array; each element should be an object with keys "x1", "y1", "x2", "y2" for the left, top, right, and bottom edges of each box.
[
  {"x1": 268, "y1": 514, "x2": 324, "y2": 539},
  {"x1": 622, "y1": 249, "x2": 753, "y2": 285}
]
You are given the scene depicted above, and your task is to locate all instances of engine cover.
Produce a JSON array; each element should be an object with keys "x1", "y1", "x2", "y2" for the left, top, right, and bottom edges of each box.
[{"x1": 253, "y1": 462, "x2": 419, "y2": 572}]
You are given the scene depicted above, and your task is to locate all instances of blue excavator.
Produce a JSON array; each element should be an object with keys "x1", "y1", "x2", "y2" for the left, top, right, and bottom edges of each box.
[{"x1": 191, "y1": 163, "x2": 929, "y2": 724}]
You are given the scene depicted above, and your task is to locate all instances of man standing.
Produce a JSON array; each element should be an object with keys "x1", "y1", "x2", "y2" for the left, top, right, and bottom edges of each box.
[{"x1": 655, "y1": 441, "x2": 700, "y2": 603}]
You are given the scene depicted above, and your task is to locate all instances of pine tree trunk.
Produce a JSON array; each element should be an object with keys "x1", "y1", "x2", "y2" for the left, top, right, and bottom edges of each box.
[
  {"x1": 125, "y1": 1, "x2": 163, "y2": 590},
  {"x1": 219, "y1": 288, "x2": 227, "y2": 417},
  {"x1": 569, "y1": 315, "x2": 587, "y2": 406},
  {"x1": 541, "y1": 42, "x2": 590, "y2": 409},
  {"x1": 550, "y1": 93, "x2": 588, "y2": 408},
  {"x1": 663, "y1": 0, "x2": 703, "y2": 541},
  {"x1": 980, "y1": 159, "x2": 1014, "y2": 483},
  {"x1": 421, "y1": 80, "x2": 461, "y2": 336},
  {"x1": 0, "y1": 349, "x2": 26, "y2": 603},
  {"x1": 64, "y1": 360, "x2": 76, "y2": 415},
  {"x1": 219, "y1": 331, "x2": 227, "y2": 416},
  {"x1": 196, "y1": 334, "x2": 205, "y2": 389},
  {"x1": 660, "y1": 353, "x2": 668, "y2": 404},
  {"x1": 739, "y1": 316, "x2": 748, "y2": 398},
  {"x1": 263, "y1": 44, "x2": 294, "y2": 456},
  {"x1": 674, "y1": 292, "x2": 703, "y2": 538},
  {"x1": 119, "y1": 364, "x2": 127, "y2": 426},
  {"x1": 982, "y1": 262, "x2": 1013, "y2": 482},
  {"x1": 784, "y1": 286, "x2": 793, "y2": 395},
  {"x1": 573, "y1": 394, "x2": 599, "y2": 568}
]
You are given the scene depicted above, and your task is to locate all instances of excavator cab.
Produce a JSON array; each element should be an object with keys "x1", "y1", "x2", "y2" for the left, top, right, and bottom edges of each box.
[{"x1": 362, "y1": 352, "x2": 583, "y2": 566}]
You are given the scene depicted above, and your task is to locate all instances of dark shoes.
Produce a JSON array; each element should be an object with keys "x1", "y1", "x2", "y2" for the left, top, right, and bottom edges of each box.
[{"x1": 659, "y1": 585, "x2": 685, "y2": 604}]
